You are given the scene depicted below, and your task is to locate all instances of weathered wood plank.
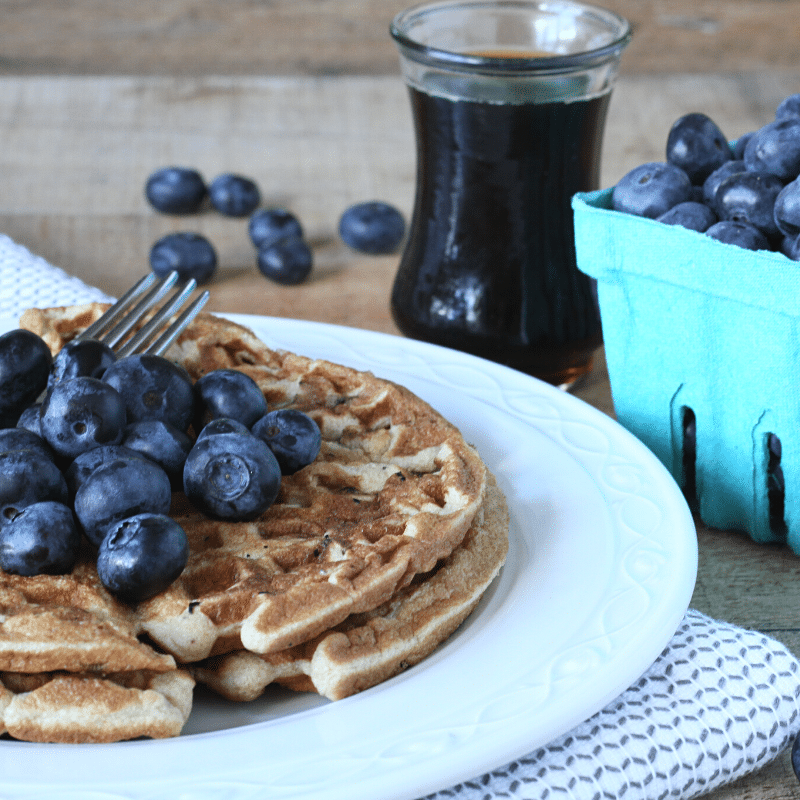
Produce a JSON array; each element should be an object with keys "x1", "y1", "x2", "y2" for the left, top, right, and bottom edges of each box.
[{"x1": 0, "y1": 0, "x2": 798, "y2": 76}]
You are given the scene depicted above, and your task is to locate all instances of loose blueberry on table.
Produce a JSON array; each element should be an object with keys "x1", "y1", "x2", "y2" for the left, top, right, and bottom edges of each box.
[
  {"x1": 248, "y1": 207, "x2": 304, "y2": 249},
  {"x1": 256, "y1": 234, "x2": 313, "y2": 285},
  {"x1": 208, "y1": 173, "x2": 261, "y2": 217},
  {"x1": 145, "y1": 167, "x2": 208, "y2": 215},
  {"x1": 149, "y1": 231, "x2": 217, "y2": 285},
  {"x1": 338, "y1": 201, "x2": 406, "y2": 255}
]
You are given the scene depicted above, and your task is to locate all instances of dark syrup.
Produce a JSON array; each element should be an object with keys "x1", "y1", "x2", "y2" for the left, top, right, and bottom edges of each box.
[{"x1": 391, "y1": 86, "x2": 610, "y2": 385}]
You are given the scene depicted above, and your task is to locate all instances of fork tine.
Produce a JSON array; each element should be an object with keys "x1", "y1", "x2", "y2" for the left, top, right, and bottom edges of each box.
[
  {"x1": 114, "y1": 278, "x2": 200, "y2": 358},
  {"x1": 76, "y1": 273, "x2": 158, "y2": 342},
  {"x1": 98, "y1": 271, "x2": 180, "y2": 349},
  {"x1": 142, "y1": 289, "x2": 210, "y2": 356}
]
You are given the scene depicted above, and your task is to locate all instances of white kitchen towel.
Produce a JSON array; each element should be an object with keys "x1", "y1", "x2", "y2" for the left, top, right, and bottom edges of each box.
[
  {"x1": 420, "y1": 608, "x2": 800, "y2": 800},
  {"x1": 0, "y1": 233, "x2": 112, "y2": 317},
  {"x1": 1, "y1": 232, "x2": 799, "y2": 800}
]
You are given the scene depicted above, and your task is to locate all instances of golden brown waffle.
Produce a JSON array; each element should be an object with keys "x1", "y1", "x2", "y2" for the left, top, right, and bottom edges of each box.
[
  {"x1": 0, "y1": 547, "x2": 192, "y2": 742},
  {"x1": 21, "y1": 305, "x2": 489, "y2": 665},
  {"x1": 0, "y1": 668, "x2": 194, "y2": 743},
  {"x1": 0, "y1": 552, "x2": 176, "y2": 675},
  {"x1": 192, "y1": 474, "x2": 508, "y2": 702}
]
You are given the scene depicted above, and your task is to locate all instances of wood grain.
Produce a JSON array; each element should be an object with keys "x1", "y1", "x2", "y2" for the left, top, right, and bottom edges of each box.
[{"x1": 0, "y1": 0, "x2": 798, "y2": 76}]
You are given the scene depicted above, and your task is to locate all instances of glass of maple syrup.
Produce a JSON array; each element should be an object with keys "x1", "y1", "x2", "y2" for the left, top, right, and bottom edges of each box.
[{"x1": 390, "y1": 0, "x2": 631, "y2": 388}]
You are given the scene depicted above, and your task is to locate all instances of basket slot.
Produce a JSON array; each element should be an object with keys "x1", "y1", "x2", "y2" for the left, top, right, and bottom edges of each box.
[
  {"x1": 767, "y1": 433, "x2": 787, "y2": 538},
  {"x1": 681, "y1": 407, "x2": 697, "y2": 511}
]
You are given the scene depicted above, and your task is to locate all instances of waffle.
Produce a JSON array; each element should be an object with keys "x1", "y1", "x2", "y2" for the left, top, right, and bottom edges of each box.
[
  {"x1": 0, "y1": 544, "x2": 192, "y2": 742},
  {"x1": 20, "y1": 305, "x2": 489, "y2": 664},
  {"x1": 192, "y1": 474, "x2": 508, "y2": 702},
  {"x1": 0, "y1": 668, "x2": 194, "y2": 743},
  {"x1": 0, "y1": 551, "x2": 176, "y2": 675}
]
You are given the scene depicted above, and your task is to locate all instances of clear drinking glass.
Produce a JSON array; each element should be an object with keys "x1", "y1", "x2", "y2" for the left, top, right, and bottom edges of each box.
[{"x1": 390, "y1": 0, "x2": 631, "y2": 387}]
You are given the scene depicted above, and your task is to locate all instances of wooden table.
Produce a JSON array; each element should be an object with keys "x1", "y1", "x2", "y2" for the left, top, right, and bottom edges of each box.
[{"x1": 2, "y1": 2, "x2": 800, "y2": 796}]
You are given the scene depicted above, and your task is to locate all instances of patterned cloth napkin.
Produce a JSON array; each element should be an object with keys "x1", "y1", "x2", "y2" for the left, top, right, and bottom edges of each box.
[{"x1": 1, "y1": 232, "x2": 800, "y2": 799}]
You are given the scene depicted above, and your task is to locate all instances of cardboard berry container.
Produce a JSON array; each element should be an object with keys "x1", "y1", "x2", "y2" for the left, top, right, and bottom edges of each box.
[{"x1": 572, "y1": 187, "x2": 800, "y2": 554}]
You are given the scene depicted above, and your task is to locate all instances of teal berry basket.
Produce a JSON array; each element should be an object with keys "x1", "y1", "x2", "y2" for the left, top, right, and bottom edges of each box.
[{"x1": 572, "y1": 187, "x2": 800, "y2": 554}]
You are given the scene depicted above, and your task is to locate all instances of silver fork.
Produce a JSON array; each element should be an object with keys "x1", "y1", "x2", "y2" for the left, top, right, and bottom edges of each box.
[{"x1": 76, "y1": 271, "x2": 210, "y2": 357}]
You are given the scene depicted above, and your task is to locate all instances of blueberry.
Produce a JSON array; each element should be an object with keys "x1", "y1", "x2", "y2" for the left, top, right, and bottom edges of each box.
[
  {"x1": 97, "y1": 513, "x2": 188, "y2": 603},
  {"x1": 103, "y1": 354, "x2": 195, "y2": 432},
  {"x1": 338, "y1": 201, "x2": 406, "y2": 255},
  {"x1": 656, "y1": 201, "x2": 717, "y2": 232},
  {"x1": 612, "y1": 162, "x2": 693, "y2": 218},
  {"x1": 248, "y1": 208, "x2": 304, "y2": 249},
  {"x1": 787, "y1": 235, "x2": 800, "y2": 261},
  {"x1": 705, "y1": 220, "x2": 769, "y2": 251},
  {"x1": 196, "y1": 417, "x2": 251, "y2": 442},
  {"x1": 666, "y1": 112, "x2": 732, "y2": 184},
  {"x1": 256, "y1": 235, "x2": 313, "y2": 285},
  {"x1": 0, "y1": 449, "x2": 68, "y2": 524},
  {"x1": 193, "y1": 368, "x2": 267, "y2": 431},
  {"x1": 40, "y1": 376, "x2": 126, "y2": 459},
  {"x1": 48, "y1": 338, "x2": 117, "y2": 391},
  {"x1": 145, "y1": 167, "x2": 207, "y2": 215},
  {"x1": 0, "y1": 329, "x2": 52, "y2": 428},
  {"x1": 121, "y1": 420, "x2": 193, "y2": 489},
  {"x1": 64, "y1": 444, "x2": 150, "y2": 499},
  {"x1": 774, "y1": 178, "x2": 800, "y2": 239},
  {"x1": 0, "y1": 428, "x2": 56, "y2": 463},
  {"x1": 251, "y1": 409, "x2": 321, "y2": 474},
  {"x1": 702, "y1": 160, "x2": 746, "y2": 206},
  {"x1": 208, "y1": 173, "x2": 260, "y2": 217},
  {"x1": 743, "y1": 118, "x2": 800, "y2": 181},
  {"x1": 732, "y1": 132, "x2": 754, "y2": 161},
  {"x1": 0, "y1": 501, "x2": 80, "y2": 576},
  {"x1": 776, "y1": 94, "x2": 800, "y2": 121},
  {"x1": 74, "y1": 456, "x2": 172, "y2": 547},
  {"x1": 183, "y1": 432, "x2": 281, "y2": 521},
  {"x1": 714, "y1": 171, "x2": 784, "y2": 238},
  {"x1": 781, "y1": 234, "x2": 798, "y2": 258},
  {"x1": 149, "y1": 232, "x2": 217, "y2": 285},
  {"x1": 15, "y1": 404, "x2": 43, "y2": 436},
  {"x1": 792, "y1": 729, "x2": 800, "y2": 782}
]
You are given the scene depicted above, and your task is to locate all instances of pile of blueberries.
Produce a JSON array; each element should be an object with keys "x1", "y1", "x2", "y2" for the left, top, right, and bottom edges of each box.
[
  {"x1": 612, "y1": 93, "x2": 800, "y2": 257},
  {"x1": 145, "y1": 167, "x2": 407, "y2": 287},
  {"x1": 0, "y1": 326, "x2": 321, "y2": 603}
]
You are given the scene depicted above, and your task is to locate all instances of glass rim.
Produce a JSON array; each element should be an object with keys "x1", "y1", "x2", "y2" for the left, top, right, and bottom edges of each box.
[{"x1": 390, "y1": 0, "x2": 632, "y2": 73}]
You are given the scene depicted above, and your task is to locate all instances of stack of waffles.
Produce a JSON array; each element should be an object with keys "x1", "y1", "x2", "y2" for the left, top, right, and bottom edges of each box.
[{"x1": 0, "y1": 305, "x2": 509, "y2": 743}]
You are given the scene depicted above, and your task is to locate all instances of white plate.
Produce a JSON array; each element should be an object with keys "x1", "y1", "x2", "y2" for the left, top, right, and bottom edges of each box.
[{"x1": 0, "y1": 314, "x2": 697, "y2": 800}]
